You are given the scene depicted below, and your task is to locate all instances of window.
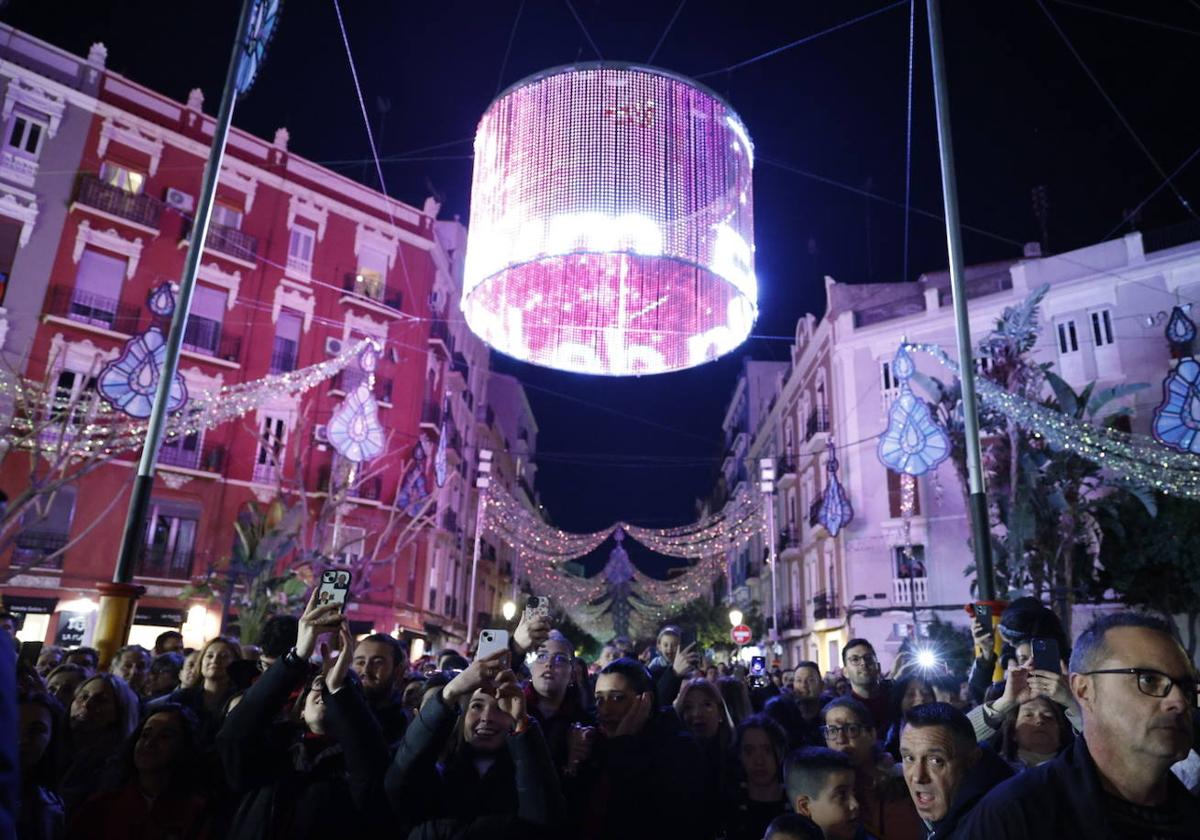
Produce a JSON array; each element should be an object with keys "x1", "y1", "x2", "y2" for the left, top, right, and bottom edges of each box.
[
  {"x1": 49, "y1": 370, "x2": 97, "y2": 425},
  {"x1": 5, "y1": 110, "x2": 46, "y2": 158},
  {"x1": 327, "y1": 525, "x2": 365, "y2": 566},
  {"x1": 139, "y1": 501, "x2": 199, "y2": 579},
  {"x1": 159, "y1": 431, "x2": 202, "y2": 470},
  {"x1": 881, "y1": 360, "x2": 901, "y2": 409},
  {"x1": 183, "y1": 284, "x2": 226, "y2": 355},
  {"x1": 70, "y1": 248, "x2": 127, "y2": 328},
  {"x1": 1091, "y1": 309, "x2": 1114, "y2": 348},
  {"x1": 14, "y1": 486, "x2": 76, "y2": 568},
  {"x1": 287, "y1": 225, "x2": 316, "y2": 275},
  {"x1": 254, "y1": 415, "x2": 288, "y2": 482},
  {"x1": 886, "y1": 469, "x2": 921, "y2": 518},
  {"x1": 354, "y1": 245, "x2": 388, "y2": 301},
  {"x1": 211, "y1": 202, "x2": 243, "y2": 229},
  {"x1": 893, "y1": 545, "x2": 926, "y2": 578},
  {"x1": 1056, "y1": 319, "x2": 1079, "y2": 355},
  {"x1": 271, "y1": 309, "x2": 302, "y2": 373},
  {"x1": 99, "y1": 161, "x2": 145, "y2": 194}
]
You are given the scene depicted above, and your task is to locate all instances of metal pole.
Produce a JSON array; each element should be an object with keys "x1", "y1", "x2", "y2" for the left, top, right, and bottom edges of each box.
[
  {"x1": 466, "y1": 479, "x2": 487, "y2": 645},
  {"x1": 113, "y1": 0, "x2": 256, "y2": 585},
  {"x1": 926, "y1": 0, "x2": 996, "y2": 600},
  {"x1": 765, "y1": 489, "x2": 779, "y2": 642}
]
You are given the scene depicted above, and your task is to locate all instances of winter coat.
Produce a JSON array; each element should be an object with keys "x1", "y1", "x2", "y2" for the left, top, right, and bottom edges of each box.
[
  {"x1": 16, "y1": 785, "x2": 64, "y2": 840},
  {"x1": 567, "y1": 710, "x2": 709, "y2": 840},
  {"x1": 367, "y1": 689, "x2": 410, "y2": 747},
  {"x1": 957, "y1": 736, "x2": 1200, "y2": 839},
  {"x1": 523, "y1": 681, "x2": 589, "y2": 774},
  {"x1": 216, "y1": 657, "x2": 389, "y2": 840},
  {"x1": 67, "y1": 781, "x2": 210, "y2": 839},
  {"x1": 922, "y1": 745, "x2": 1013, "y2": 840},
  {"x1": 384, "y1": 689, "x2": 565, "y2": 839},
  {"x1": 762, "y1": 694, "x2": 824, "y2": 750}
]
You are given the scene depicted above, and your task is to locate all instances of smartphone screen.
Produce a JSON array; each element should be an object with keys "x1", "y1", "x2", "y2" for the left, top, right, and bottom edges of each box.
[
  {"x1": 1031, "y1": 637, "x2": 1061, "y2": 674},
  {"x1": 317, "y1": 569, "x2": 352, "y2": 609},
  {"x1": 750, "y1": 655, "x2": 766, "y2": 676}
]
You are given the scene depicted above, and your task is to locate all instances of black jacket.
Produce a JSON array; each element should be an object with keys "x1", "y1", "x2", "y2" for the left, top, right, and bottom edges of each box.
[
  {"x1": 762, "y1": 694, "x2": 823, "y2": 750},
  {"x1": 956, "y1": 736, "x2": 1200, "y2": 839},
  {"x1": 925, "y1": 745, "x2": 1012, "y2": 839},
  {"x1": 216, "y1": 657, "x2": 389, "y2": 840},
  {"x1": 385, "y1": 690, "x2": 565, "y2": 839}
]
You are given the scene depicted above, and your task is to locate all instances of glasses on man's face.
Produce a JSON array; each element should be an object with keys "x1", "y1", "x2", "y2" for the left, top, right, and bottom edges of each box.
[
  {"x1": 1082, "y1": 668, "x2": 1199, "y2": 705},
  {"x1": 535, "y1": 652, "x2": 571, "y2": 668},
  {"x1": 846, "y1": 655, "x2": 877, "y2": 667},
  {"x1": 820, "y1": 723, "x2": 866, "y2": 740}
]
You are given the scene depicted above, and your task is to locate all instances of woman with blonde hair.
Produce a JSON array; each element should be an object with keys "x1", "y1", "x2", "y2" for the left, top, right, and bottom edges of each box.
[
  {"x1": 674, "y1": 677, "x2": 739, "y2": 827},
  {"x1": 59, "y1": 673, "x2": 140, "y2": 812},
  {"x1": 149, "y1": 636, "x2": 242, "y2": 747}
]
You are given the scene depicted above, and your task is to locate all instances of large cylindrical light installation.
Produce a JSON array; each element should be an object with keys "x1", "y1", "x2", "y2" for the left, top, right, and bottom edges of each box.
[{"x1": 463, "y1": 63, "x2": 757, "y2": 376}]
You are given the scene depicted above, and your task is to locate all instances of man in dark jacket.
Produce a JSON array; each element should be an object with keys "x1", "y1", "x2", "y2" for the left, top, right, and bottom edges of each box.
[
  {"x1": 764, "y1": 660, "x2": 827, "y2": 748},
  {"x1": 958, "y1": 611, "x2": 1199, "y2": 839},
  {"x1": 351, "y1": 631, "x2": 410, "y2": 744},
  {"x1": 217, "y1": 592, "x2": 391, "y2": 839},
  {"x1": 899, "y1": 702, "x2": 1012, "y2": 839}
]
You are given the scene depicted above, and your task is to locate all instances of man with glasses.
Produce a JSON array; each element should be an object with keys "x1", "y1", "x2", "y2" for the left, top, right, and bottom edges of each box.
[
  {"x1": 960, "y1": 611, "x2": 1200, "y2": 839},
  {"x1": 841, "y1": 639, "x2": 896, "y2": 735},
  {"x1": 525, "y1": 630, "x2": 591, "y2": 774}
]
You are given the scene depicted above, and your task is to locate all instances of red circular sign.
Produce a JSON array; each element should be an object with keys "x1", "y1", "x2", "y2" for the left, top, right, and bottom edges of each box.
[{"x1": 731, "y1": 624, "x2": 753, "y2": 645}]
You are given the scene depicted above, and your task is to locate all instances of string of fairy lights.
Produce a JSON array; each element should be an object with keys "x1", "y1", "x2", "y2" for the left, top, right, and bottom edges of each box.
[
  {"x1": 909, "y1": 342, "x2": 1200, "y2": 499},
  {"x1": 0, "y1": 338, "x2": 374, "y2": 457}
]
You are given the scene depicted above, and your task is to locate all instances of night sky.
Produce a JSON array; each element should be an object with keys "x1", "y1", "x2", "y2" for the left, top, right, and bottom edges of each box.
[{"x1": 8, "y1": 1, "x2": 1200, "y2": 575}]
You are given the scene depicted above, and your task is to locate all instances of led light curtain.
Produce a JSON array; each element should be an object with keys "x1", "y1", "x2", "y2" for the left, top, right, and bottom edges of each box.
[{"x1": 463, "y1": 63, "x2": 757, "y2": 375}]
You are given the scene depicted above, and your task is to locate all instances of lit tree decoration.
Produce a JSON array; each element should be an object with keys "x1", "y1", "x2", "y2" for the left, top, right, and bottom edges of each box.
[
  {"x1": 327, "y1": 346, "x2": 384, "y2": 463},
  {"x1": 462, "y1": 63, "x2": 757, "y2": 376},
  {"x1": 878, "y1": 344, "x2": 952, "y2": 476},
  {"x1": 1153, "y1": 306, "x2": 1200, "y2": 455},
  {"x1": 818, "y1": 440, "x2": 854, "y2": 537},
  {"x1": 97, "y1": 283, "x2": 189, "y2": 418}
]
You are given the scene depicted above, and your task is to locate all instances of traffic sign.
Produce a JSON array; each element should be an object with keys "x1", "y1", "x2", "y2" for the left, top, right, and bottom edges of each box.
[{"x1": 731, "y1": 624, "x2": 752, "y2": 645}]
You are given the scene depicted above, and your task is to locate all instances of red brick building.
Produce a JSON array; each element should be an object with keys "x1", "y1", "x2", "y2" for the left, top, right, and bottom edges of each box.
[{"x1": 0, "y1": 27, "x2": 496, "y2": 655}]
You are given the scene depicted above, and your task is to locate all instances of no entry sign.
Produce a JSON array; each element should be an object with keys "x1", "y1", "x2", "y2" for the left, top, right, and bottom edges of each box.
[{"x1": 731, "y1": 624, "x2": 752, "y2": 645}]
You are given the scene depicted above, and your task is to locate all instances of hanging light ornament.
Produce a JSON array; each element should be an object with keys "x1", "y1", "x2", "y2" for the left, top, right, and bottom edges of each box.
[
  {"x1": 819, "y1": 440, "x2": 854, "y2": 537},
  {"x1": 327, "y1": 345, "x2": 385, "y2": 463},
  {"x1": 877, "y1": 344, "x2": 952, "y2": 476},
  {"x1": 98, "y1": 283, "x2": 189, "y2": 418},
  {"x1": 462, "y1": 63, "x2": 757, "y2": 376},
  {"x1": 1153, "y1": 305, "x2": 1200, "y2": 455}
]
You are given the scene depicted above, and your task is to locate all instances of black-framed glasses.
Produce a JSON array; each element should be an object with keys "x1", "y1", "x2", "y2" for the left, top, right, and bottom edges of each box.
[
  {"x1": 1082, "y1": 668, "x2": 1198, "y2": 704},
  {"x1": 845, "y1": 655, "x2": 877, "y2": 667},
  {"x1": 820, "y1": 723, "x2": 866, "y2": 740}
]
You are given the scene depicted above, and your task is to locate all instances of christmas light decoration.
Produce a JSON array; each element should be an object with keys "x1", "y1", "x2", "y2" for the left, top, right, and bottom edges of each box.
[
  {"x1": 1153, "y1": 306, "x2": 1200, "y2": 455},
  {"x1": 818, "y1": 440, "x2": 853, "y2": 537},
  {"x1": 327, "y1": 347, "x2": 385, "y2": 463},
  {"x1": 396, "y1": 442, "x2": 431, "y2": 516},
  {"x1": 878, "y1": 344, "x2": 951, "y2": 476},
  {"x1": 462, "y1": 62, "x2": 757, "y2": 376},
  {"x1": 98, "y1": 283, "x2": 189, "y2": 418},
  {"x1": 910, "y1": 341, "x2": 1200, "y2": 499}
]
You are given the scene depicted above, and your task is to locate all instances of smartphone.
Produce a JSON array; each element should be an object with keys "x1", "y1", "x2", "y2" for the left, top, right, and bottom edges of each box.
[
  {"x1": 750, "y1": 655, "x2": 766, "y2": 676},
  {"x1": 1031, "y1": 637, "x2": 1061, "y2": 674},
  {"x1": 973, "y1": 603, "x2": 992, "y2": 623},
  {"x1": 524, "y1": 596, "x2": 550, "y2": 620},
  {"x1": 317, "y1": 569, "x2": 352, "y2": 609},
  {"x1": 477, "y1": 628, "x2": 510, "y2": 661},
  {"x1": 18, "y1": 641, "x2": 42, "y2": 669}
]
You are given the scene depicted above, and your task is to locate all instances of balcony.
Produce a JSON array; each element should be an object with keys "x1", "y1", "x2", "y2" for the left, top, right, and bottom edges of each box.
[
  {"x1": 446, "y1": 351, "x2": 469, "y2": 390},
  {"x1": 442, "y1": 508, "x2": 459, "y2": 534},
  {"x1": 184, "y1": 219, "x2": 258, "y2": 264},
  {"x1": 428, "y1": 318, "x2": 451, "y2": 356},
  {"x1": 12, "y1": 530, "x2": 68, "y2": 569},
  {"x1": 75, "y1": 173, "x2": 162, "y2": 230},
  {"x1": 808, "y1": 498, "x2": 823, "y2": 529},
  {"x1": 778, "y1": 607, "x2": 805, "y2": 632},
  {"x1": 252, "y1": 462, "x2": 280, "y2": 485},
  {"x1": 476, "y1": 404, "x2": 496, "y2": 428},
  {"x1": 286, "y1": 254, "x2": 311, "y2": 277},
  {"x1": 341, "y1": 273, "x2": 402, "y2": 312},
  {"x1": 777, "y1": 454, "x2": 798, "y2": 487},
  {"x1": 893, "y1": 576, "x2": 929, "y2": 605},
  {"x1": 269, "y1": 337, "x2": 298, "y2": 374},
  {"x1": 805, "y1": 407, "x2": 830, "y2": 441},
  {"x1": 778, "y1": 527, "x2": 800, "y2": 555},
  {"x1": 45, "y1": 285, "x2": 140, "y2": 334},
  {"x1": 133, "y1": 544, "x2": 194, "y2": 580},
  {"x1": 157, "y1": 441, "x2": 225, "y2": 474},
  {"x1": 420, "y1": 400, "x2": 441, "y2": 431},
  {"x1": 812, "y1": 590, "x2": 839, "y2": 621},
  {"x1": 446, "y1": 428, "x2": 464, "y2": 464},
  {"x1": 183, "y1": 316, "x2": 240, "y2": 363}
]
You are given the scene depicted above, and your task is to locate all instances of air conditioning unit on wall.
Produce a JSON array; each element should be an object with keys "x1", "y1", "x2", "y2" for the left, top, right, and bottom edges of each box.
[
  {"x1": 325, "y1": 336, "x2": 343, "y2": 355},
  {"x1": 164, "y1": 187, "x2": 195, "y2": 213}
]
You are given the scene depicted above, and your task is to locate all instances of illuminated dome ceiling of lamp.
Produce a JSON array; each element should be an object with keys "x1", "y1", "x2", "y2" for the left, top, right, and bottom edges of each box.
[{"x1": 462, "y1": 62, "x2": 758, "y2": 376}]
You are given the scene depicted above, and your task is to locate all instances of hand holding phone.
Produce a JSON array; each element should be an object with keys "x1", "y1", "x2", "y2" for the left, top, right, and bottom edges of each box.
[
  {"x1": 1031, "y1": 637, "x2": 1061, "y2": 674},
  {"x1": 477, "y1": 628, "x2": 510, "y2": 661}
]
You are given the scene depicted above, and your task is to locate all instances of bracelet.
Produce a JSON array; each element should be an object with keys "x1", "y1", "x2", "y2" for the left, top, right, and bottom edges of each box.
[{"x1": 283, "y1": 647, "x2": 305, "y2": 668}]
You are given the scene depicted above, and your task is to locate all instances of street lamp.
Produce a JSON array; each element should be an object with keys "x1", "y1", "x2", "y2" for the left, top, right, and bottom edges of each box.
[
  {"x1": 760, "y1": 457, "x2": 779, "y2": 641},
  {"x1": 729, "y1": 608, "x2": 744, "y2": 627},
  {"x1": 502, "y1": 600, "x2": 517, "y2": 622}
]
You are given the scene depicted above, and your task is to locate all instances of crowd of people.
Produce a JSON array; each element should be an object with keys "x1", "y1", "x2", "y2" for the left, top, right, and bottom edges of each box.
[{"x1": 3, "y1": 593, "x2": 1199, "y2": 839}]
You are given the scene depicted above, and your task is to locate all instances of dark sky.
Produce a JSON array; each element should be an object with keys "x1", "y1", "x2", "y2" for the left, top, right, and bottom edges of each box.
[{"x1": 9, "y1": 1, "x2": 1200, "y2": 572}]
